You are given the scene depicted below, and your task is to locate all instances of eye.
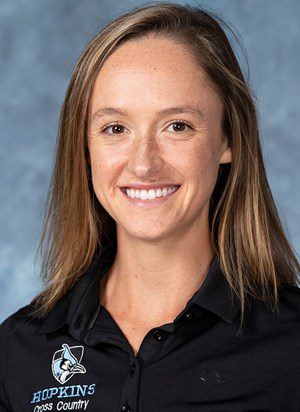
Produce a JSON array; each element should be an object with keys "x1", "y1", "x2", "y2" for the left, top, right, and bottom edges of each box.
[
  {"x1": 100, "y1": 121, "x2": 193, "y2": 136},
  {"x1": 166, "y1": 121, "x2": 193, "y2": 133},
  {"x1": 101, "y1": 123, "x2": 127, "y2": 135}
]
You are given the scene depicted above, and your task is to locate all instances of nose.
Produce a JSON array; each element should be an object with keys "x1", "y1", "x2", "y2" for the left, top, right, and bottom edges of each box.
[{"x1": 126, "y1": 133, "x2": 164, "y2": 178}]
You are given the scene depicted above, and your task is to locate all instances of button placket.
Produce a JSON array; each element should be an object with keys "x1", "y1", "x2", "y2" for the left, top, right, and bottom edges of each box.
[
  {"x1": 129, "y1": 362, "x2": 136, "y2": 376},
  {"x1": 118, "y1": 355, "x2": 140, "y2": 412}
]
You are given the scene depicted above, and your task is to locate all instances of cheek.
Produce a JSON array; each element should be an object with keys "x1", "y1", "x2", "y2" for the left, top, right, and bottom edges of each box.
[
  {"x1": 89, "y1": 145, "x2": 120, "y2": 183},
  {"x1": 89, "y1": 147, "x2": 113, "y2": 201},
  {"x1": 89, "y1": 145, "x2": 127, "y2": 212},
  {"x1": 177, "y1": 143, "x2": 218, "y2": 186}
]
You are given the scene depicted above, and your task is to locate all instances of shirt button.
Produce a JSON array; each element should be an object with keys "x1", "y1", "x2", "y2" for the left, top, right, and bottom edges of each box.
[
  {"x1": 152, "y1": 329, "x2": 163, "y2": 341},
  {"x1": 129, "y1": 363, "x2": 136, "y2": 375},
  {"x1": 185, "y1": 311, "x2": 192, "y2": 319},
  {"x1": 121, "y1": 404, "x2": 132, "y2": 412}
]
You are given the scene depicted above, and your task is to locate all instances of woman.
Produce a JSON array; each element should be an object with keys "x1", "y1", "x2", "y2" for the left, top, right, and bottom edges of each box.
[{"x1": 1, "y1": 3, "x2": 299, "y2": 411}]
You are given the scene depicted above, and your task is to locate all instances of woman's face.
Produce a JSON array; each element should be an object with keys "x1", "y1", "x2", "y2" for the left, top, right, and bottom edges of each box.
[{"x1": 87, "y1": 34, "x2": 231, "y2": 241}]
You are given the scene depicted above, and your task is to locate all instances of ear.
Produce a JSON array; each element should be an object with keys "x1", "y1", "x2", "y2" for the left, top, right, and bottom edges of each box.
[{"x1": 219, "y1": 137, "x2": 232, "y2": 164}]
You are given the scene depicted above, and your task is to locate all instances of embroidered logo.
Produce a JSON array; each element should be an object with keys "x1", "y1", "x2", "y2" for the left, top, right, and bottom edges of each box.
[{"x1": 52, "y1": 343, "x2": 86, "y2": 384}]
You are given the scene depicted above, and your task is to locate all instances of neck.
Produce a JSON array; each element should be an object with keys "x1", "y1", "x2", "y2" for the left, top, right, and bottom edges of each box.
[{"x1": 100, "y1": 218, "x2": 215, "y2": 324}]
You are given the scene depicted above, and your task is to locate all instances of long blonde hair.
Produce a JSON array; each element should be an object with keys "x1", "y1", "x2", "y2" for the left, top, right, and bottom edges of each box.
[{"x1": 32, "y1": 2, "x2": 300, "y2": 332}]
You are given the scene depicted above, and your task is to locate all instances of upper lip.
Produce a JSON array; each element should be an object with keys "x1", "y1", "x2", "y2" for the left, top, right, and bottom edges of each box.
[{"x1": 120, "y1": 183, "x2": 181, "y2": 190}]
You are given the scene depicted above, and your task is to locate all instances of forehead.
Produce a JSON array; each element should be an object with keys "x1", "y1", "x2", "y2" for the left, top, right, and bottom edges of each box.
[
  {"x1": 89, "y1": 35, "x2": 222, "y2": 116},
  {"x1": 103, "y1": 35, "x2": 201, "y2": 70}
]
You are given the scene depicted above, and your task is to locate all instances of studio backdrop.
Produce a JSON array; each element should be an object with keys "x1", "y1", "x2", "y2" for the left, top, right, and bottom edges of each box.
[{"x1": 0, "y1": 0, "x2": 299, "y2": 322}]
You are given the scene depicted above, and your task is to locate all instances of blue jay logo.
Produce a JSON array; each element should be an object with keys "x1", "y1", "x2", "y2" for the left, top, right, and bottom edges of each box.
[{"x1": 52, "y1": 343, "x2": 86, "y2": 384}]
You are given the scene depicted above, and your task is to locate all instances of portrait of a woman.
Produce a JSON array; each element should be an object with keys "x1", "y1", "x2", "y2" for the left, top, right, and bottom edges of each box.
[{"x1": 1, "y1": 3, "x2": 299, "y2": 411}]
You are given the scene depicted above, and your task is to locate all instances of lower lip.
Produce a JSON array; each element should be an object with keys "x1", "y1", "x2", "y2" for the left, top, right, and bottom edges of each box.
[{"x1": 119, "y1": 186, "x2": 181, "y2": 208}]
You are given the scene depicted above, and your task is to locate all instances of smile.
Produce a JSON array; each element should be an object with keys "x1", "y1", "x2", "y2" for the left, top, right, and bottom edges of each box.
[
  {"x1": 119, "y1": 185, "x2": 181, "y2": 208},
  {"x1": 123, "y1": 185, "x2": 179, "y2": 199}
]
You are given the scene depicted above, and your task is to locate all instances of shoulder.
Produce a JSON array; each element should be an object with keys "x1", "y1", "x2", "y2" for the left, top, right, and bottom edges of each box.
[
  {"x1": 245, "y1": 283, "x2": 300, "y2": 335},
  {"x1": 278, "y1": 282, "x2": 300, "y2": 307},
  {"x1": 0, "y1": 304, "x2": 44, "y2": 404},
  {"x1": 0, "y1": 304, "x2": 43, "y2": 349},
  {"x1": 274, "y1": 283, "x2": 300, "y2": 321}
]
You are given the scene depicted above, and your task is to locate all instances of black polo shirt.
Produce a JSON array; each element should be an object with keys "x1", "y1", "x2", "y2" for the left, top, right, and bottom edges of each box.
[{"x1": 0, "y1": 244, "x2": 299, "y2": 412}]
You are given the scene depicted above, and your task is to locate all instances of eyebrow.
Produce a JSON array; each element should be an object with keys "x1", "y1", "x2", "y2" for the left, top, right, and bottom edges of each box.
[{"x1": 91, "y1": 105, "x2": 205, "y2": 123}]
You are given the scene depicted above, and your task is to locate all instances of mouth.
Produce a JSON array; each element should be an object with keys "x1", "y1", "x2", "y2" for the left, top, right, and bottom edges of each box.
[{"x1": 119, "y1": 185, "x2": 181, "y2": 208}]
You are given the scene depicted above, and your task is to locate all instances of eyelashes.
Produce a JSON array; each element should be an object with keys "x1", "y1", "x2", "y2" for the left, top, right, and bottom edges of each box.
[{"x1": 100, "y1": 121, "x2": 193, "y2": 136}]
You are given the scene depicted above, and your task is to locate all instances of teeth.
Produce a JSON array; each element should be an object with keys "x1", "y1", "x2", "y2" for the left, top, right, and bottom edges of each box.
[{"x1": 125, "y1": 186, "x2": 179, "y2": 200}]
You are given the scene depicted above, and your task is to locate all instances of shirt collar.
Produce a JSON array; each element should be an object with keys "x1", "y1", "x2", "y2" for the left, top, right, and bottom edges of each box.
[
  {"x1": 189, "y1": 257, "x2": 240, "y2": 323},
  {"x1": 37, "y1": 245, "x2": 240, "y2": 336},
  {"x1": 37, "y1": 242, "x2": 116, "y2": 336}
]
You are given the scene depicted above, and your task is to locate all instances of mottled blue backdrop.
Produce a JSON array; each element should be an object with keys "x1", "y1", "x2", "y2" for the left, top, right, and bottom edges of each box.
[{"x1": 1, "y1": 0, "x2": 299, "y2": 322}]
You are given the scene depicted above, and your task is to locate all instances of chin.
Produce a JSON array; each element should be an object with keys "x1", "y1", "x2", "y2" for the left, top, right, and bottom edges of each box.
[{"x1": 120, "y1": 222, "x2": 178, "y2": 242}]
